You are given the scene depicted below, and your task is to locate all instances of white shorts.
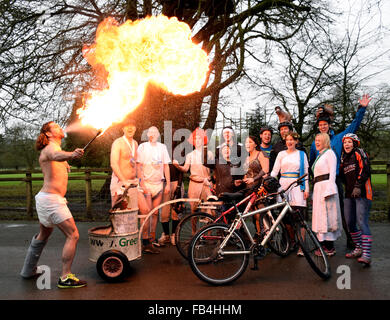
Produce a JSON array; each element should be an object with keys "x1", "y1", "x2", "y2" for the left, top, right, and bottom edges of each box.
[
  {"x1": 35, "y1": 192, "x2": 73, "y2": 228},
  {"x1": 142, "y1": 181, "x2": 163, "y2": 198}
]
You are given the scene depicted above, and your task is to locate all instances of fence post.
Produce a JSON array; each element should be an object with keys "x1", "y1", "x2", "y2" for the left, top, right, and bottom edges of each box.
[
  {"x1": 25, "y1": 171, "x2": 33, "y2": 218},
  {"x1": 387, "y1": 162, "x2": 390, "y2": 221},
  {"x1": 85, "y1": 169, "x2": 92, "y2": 218}
]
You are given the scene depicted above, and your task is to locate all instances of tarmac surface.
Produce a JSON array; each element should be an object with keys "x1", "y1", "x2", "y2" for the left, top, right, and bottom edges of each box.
[{"x1": 1, "y1": 220, "x2": 390, "y2": 302}]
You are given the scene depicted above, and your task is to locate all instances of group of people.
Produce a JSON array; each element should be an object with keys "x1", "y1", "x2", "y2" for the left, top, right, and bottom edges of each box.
[
  {"x1": 269, "y1": 94, "x2": 373, "y2": 265},
  {"x1": 19, "y1": 94, "x2": 374, "y2": 289}
]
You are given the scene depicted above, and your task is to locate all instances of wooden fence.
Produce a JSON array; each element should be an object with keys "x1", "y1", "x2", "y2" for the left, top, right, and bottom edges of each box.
[
  {"x1": 1, "y1": 161, "x2": 389, "y2": 218},
  {"x1": 0, "y1": 168, "x2": 111, "y2": 218}
]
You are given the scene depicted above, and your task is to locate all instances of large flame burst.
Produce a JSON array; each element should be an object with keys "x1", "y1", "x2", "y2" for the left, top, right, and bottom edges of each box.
[{"x1": 77, "y1": 15, "x2": 210, "y2": 131}]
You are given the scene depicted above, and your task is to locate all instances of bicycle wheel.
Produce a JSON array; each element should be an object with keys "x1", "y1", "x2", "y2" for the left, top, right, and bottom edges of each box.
[
  {"x1": 175, "y1": 212, "x2": 215, "y2": 260},
  {"x1": 262, "y1": 213, "x2": 290, "y2": 257},
  {"x1": 296, "y1": 221, "x2": 331, "y2": 280},
  {"x1": 188, "y1": 223, "x2": 249, "y2": 285}
]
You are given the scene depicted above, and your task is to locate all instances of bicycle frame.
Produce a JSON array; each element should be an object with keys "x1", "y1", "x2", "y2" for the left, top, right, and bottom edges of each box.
[
  {"x1": 199, "y1": 191, "x2": 258, "y2": 224},
  {"x1": 218, "y1": 200, "x2": 293, "y2": 256}
]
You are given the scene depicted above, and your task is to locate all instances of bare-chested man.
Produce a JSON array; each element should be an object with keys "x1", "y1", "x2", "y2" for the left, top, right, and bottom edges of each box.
[
  {"x1": 110, "y1": 119, "x2": 138, "y2": 206},
  {"x1": 20, "y1": 121, "x2": 86, "y2": 289}
]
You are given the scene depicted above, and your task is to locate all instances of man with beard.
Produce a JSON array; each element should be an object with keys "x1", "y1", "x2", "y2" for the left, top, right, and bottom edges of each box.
[{"x1": 259, "y1": 127, "x2": 273, "y2": 158}]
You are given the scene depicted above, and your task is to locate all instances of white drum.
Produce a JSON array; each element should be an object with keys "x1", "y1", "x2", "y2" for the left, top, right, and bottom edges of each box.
[{"x1": 88, "y1": 226, "x2": 141, "y2": 263}]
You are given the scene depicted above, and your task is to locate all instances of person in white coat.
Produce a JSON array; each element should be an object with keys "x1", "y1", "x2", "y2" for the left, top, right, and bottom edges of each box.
[{"x1": 311, "y1": 133, "x2": 342, "y2": 256}]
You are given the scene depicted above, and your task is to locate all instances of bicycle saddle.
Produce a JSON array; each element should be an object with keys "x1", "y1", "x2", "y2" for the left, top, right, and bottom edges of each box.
[{"x1": 218, "y1": 192, "x2": 244, "y2": 202}]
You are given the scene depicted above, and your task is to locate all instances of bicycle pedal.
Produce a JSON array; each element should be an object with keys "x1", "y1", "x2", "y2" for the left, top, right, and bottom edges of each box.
[
  {"x1": 251, "y1": 244, "x2": 266, "y2": 260},
  {"x1": 251, "y1": 259, "x2": 259, "y2": 270}
]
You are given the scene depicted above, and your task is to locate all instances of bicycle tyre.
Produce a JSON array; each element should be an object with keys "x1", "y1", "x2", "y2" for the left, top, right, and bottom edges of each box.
[
  {"x1": 188, "y1": 223, "x2": 249, "y2": 285},
  {"x1": 262, "y1": 213, "x2": 290, "y2": 257},
  {"x1": 175, "y1": 212, "x2": 215, "y2": 260},
  {"x1": 296, "y1": 221, "x2": 331, "y2": 280}
]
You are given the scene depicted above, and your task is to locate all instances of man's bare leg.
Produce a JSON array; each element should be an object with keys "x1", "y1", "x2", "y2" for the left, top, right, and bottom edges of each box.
[
  {"x1": 149, "y1": 192, "x2": 163, "y2": 242},
  {"x1": 57, "y1": 218, "x2": 79, "y2": 278},
  {"x1": 138, "y1": 192, "x2": 152, "y2": 240}
]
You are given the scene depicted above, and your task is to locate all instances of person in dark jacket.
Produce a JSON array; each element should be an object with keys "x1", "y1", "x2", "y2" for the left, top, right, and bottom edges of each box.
[
  {"x1": 204, "y1": 144, "x2": 244, "y2": 196},
  {"x1": 340, "y1": 133, "x2": 373, "y2": 267},
  {"x1": 309, "y1": 94, "x2": 371, "y2": 249}
]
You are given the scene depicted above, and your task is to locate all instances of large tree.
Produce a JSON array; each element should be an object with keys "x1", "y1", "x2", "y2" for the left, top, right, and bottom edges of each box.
[
  {"x1": 244, "y1": 0, "x2": 389, "y2": 145},
  {"x1": 1, "y1": 0, "x2": 323, "y2": 134}
]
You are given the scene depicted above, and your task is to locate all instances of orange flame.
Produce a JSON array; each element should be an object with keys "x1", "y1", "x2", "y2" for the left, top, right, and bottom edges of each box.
[{"x1": 77, "y1": 15, "x2": 210, "y2": 131}]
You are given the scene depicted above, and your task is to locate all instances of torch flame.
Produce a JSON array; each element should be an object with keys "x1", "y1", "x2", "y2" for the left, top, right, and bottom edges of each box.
[{"x1": 77, "y1": 15, "x2": 209, "y2": 131}]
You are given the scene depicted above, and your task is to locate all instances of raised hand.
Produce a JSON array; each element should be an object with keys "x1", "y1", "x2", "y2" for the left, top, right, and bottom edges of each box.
[{"x1": 358, "y1": 94, "x2": 372, "y2": 107}]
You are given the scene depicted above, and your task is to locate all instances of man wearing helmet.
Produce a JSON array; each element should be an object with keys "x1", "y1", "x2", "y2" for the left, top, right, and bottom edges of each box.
[
  {"x1": 309, "y1": 94, "x2": 371, "y2": 248},
  {"x1": 340, "y1": 133, "x2": 373, "y2": 266}
]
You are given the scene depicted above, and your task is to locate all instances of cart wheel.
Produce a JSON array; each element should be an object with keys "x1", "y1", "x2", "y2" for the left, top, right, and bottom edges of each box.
[{"x1": 96, "y1": 250, "x2": 129, "y2": 282}]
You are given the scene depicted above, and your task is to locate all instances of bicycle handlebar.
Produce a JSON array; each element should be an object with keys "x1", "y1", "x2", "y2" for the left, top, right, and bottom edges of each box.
[
  {"x1": 285, "y1": 173, "x2": 308, "y2": 192},
  {"x1": 279, "y1": 173, "x2": 308, "y2": 199},
  {"x1": 257, "y1": 173, "x2": 308, "y2": 201}
]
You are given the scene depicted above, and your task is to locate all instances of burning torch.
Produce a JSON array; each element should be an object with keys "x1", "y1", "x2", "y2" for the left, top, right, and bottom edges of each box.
[{"x1": 83, "y1": 129, "x2": 103, "y2": 150}]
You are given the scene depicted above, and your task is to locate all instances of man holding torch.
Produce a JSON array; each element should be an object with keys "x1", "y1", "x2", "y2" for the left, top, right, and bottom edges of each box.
[{"x1": 20, "y1": 121, "x2": 87, "y2": 289}]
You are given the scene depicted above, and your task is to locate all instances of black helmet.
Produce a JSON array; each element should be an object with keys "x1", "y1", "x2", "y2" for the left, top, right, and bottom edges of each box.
[
  {"x1": 277, "y1": 121, "x2": 293, "y2": 132},
  {"x1": 263, "y1": 176, "x2": 280, "y2": 193},
  {"x1": 316, "y1": 114, "x2": 331, "y2": 125},
  {"x1": 260, "y1": 127, "x2": 273, "y2": 135}
]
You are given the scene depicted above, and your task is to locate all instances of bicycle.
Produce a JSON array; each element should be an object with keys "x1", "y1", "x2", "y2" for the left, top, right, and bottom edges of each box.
[
  {"x1": 188, "y1": 174, "x2": 331, "y2": 285},
  {"x1": 175, "y1": 183, "x2": 291, "y2": 260}
]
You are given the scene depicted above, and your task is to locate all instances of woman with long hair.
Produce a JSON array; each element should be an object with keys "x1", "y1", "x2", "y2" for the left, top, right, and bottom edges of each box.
[{"x1": 271, "y1": 132, "x2": 309, "y2": 256}]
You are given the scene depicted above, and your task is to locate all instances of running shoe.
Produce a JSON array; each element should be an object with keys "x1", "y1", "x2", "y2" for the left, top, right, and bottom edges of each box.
[
  {"x1": 57, "y1": 273, "x2": 87, "y2": 289},
  {"x1": 357, "y1": 256, "x2": 371, "y2": 267},
  {"x1": 158, "y1": 233, "x2": 170, "y2": 245},
  {"x1": 345, "y1": 247, "x2": 363, "y2": 259},
  {"x1": 142, "y1": 244, "x2": 160, "y2": 254},
  {"x1": 323, "y1": 247, "x2": 336, "y2": 256}
]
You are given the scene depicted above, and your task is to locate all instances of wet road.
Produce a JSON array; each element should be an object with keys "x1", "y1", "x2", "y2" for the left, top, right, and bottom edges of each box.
[{"x1": 1, "y1": 220, "x2": 390, "y2": 301}]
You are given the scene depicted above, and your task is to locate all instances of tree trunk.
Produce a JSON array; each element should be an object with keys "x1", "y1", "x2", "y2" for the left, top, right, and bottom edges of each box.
[{"x1": 203, "y1": 40, "x2": 224, "y2": 130}]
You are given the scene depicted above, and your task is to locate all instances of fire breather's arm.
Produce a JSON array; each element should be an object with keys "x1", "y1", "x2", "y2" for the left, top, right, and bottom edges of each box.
[{"x1": 46, "y1": 144, "x2": 84, "y2": 162}]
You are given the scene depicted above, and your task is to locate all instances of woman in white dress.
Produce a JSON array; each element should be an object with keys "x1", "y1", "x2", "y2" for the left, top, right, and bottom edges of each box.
[
  {"x1": 311, "y1": 133, "x2": 342, "y2": 256},
  {"x1": 271, "y1": 132, "x2": 309, "y2": 256}
]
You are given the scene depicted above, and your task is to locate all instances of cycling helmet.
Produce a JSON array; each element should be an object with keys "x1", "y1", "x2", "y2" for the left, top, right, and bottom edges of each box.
[
  {"x1": 277, "y1": 121, "x2": 293, "y2": 132},
  {"x1": 263, "y1": 176, "x2": 280, "y2": 194},
  {"x1": 342, "y1": 133, "x2": 360, "y2": 147},
  {"x1": 260, "y1": 127, "x2": 273, "y2": 135}
]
